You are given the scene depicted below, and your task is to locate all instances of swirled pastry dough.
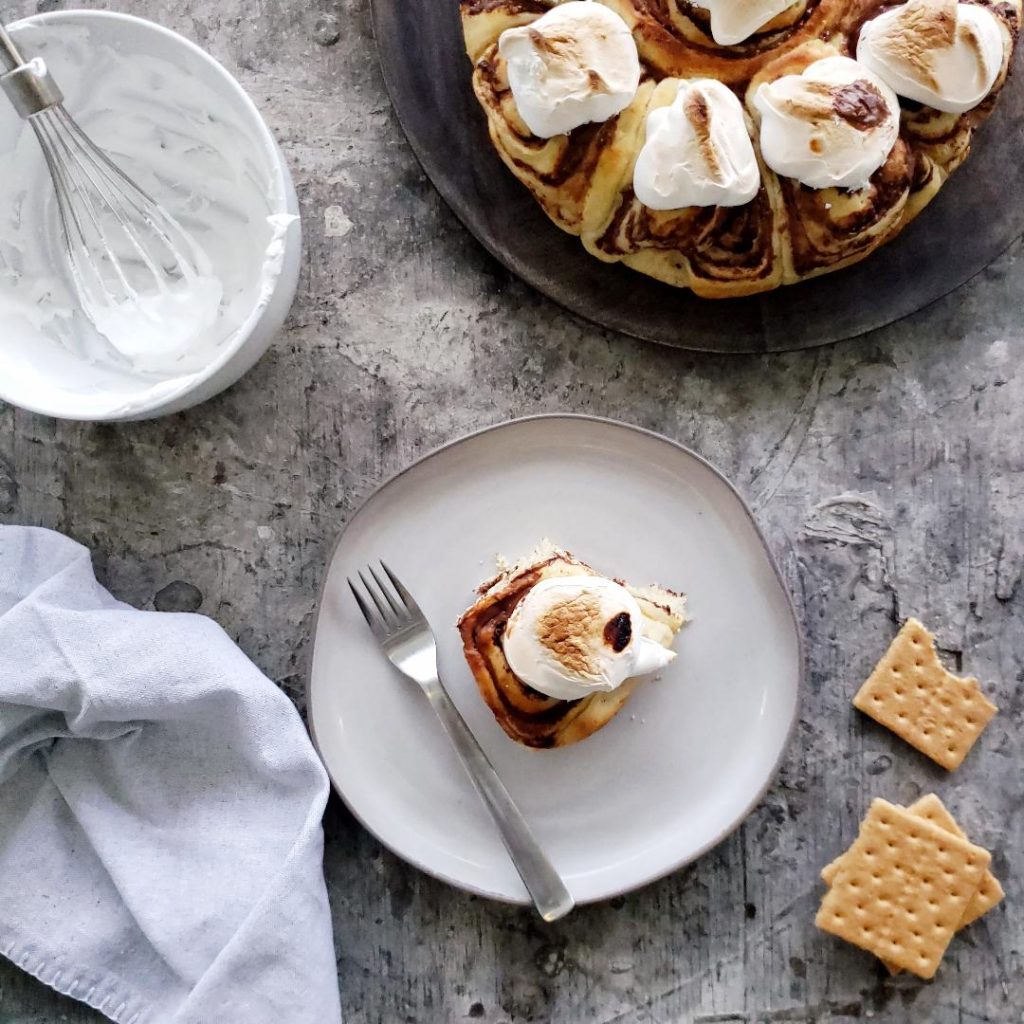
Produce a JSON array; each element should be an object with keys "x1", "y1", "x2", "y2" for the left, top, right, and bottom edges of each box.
[{"x1": 460, "y1": 0, "x2": 1021, "y2": 297}]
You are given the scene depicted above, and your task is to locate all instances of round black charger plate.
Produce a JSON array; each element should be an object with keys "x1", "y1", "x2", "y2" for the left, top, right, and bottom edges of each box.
[{"x1": 370, "y1": 0, "x2": 1024, "y2": 353}]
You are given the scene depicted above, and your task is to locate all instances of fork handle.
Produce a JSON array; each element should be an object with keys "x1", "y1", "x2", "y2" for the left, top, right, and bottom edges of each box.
[{"x1": 425, "y1": 679, "x2": 575, "y2": 922}]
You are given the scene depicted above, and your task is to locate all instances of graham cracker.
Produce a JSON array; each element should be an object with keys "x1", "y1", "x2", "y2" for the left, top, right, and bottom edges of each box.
[
  {"x1": 853, "y1": 618, "x2": 998, "y2": 771},
  {"x1": 821, "y1": 794, "x2": 1003, "y2": 926},
  {"x1": 816, "y1": 798, "x2": 991, "y2": 979},
  {"x1": 906, "y1": 795, "x2": 1004, "y2": 926}
]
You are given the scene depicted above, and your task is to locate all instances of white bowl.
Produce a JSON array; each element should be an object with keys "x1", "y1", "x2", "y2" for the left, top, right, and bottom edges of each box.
[{"x1": 0, "y1": 11, "x2": 301, "y2": 421}]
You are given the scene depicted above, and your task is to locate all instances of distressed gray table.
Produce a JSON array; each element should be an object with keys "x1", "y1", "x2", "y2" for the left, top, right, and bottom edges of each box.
[{"x1": 2, "y1": 1, "x2": 1021, "y2": 1022}]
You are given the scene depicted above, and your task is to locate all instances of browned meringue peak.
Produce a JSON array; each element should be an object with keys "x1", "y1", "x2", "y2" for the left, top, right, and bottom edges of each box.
[
  {"x1": 690, "y1": 0, "x2": 804, "y2": 46},
  {"x1": 856, "y1": 0, "x2": 1006, "y2": 114},
  {"x1": 498, "y1": 1, "x2": 641, "y2": 138},
  {"x1": 753, "y1": 56, "x2": 901, "y2": 190},
  {"x1": 633, "y1": 79, "x2": 761, "y2": 209}
]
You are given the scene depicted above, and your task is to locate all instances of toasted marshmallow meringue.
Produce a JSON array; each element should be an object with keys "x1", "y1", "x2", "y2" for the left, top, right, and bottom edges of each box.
[
  {"x1": 634, "y1": 79, "x2": 760, "y2": 209},
  {"x1": 857, "y1": 0, "x2": 1005, "y2": 115},
  {"x1": 691, "y1": 0, "x2": 802, "y2": 46},
  {"x1": 502, "y1": 575, "x2": 675, "y2": 702},
  {"x1": 498, "y1": 1, "x2": 641, "y2": 138},
  {"x1": 753, "y1": 56, "x2": 901, "y2": 190}
]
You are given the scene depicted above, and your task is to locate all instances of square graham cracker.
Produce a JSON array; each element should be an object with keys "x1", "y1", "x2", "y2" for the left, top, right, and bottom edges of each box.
[
  {"x1": 853, "y1": 619, "x2": 998, "y2": 771},
  {"x1": 816, "y1": 799, "x2": 991, "y2": 979},
  {"x1": 821, "y1": 794, "x2": 1003, "y2": 927},
  {"x1": 906, "y1": 795, "x2": 1003, "y2": 926}
]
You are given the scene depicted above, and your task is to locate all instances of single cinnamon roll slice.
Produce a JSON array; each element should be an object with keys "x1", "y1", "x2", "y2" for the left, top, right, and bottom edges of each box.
[{"x1": 458, "y1": 543, "x2": 686, "y2": 748}]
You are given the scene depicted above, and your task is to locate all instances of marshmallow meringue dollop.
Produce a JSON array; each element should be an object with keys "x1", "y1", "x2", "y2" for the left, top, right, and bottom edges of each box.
[
  {"x1": 498, "y1": 1, "x2": 641, "y2": 138},
  {"x1": 502, "y1": 575, "x2": 676, "y2": 702},
  {"x1": 856, "y1": 0, "x2": 1005, "y2": 115},
  {"x1": 633, "y1": 78, "x2": 761, "y2": 210},
  {"x1": 691, "y1": 0, "x2": 803, "y2": 46},
  {"x1": 753, "y1": 56, "x2": 901, "y2": 190}
]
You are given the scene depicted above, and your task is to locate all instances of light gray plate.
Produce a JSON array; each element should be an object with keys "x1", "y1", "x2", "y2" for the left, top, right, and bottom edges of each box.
[{"x1": 308, "y1": 416, "x2": 803, "y2": 903}]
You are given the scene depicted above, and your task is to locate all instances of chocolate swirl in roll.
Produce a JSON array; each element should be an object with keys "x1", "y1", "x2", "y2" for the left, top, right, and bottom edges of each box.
[
  {"x1": 601, "y1": 0, "x2": 842, "y2": 83},
  {"x1": 462, "y1": 0, "x2": 552, "y2": 62},
  {"x1": 472, "y1": 42, "x2": 651, "y2": 233},
  {"x1": 780, "y1": 138, "x2": 915, "y2": 277},
  {"x1": 587, "y1": 185, "x2": 783, "y2": 294}
]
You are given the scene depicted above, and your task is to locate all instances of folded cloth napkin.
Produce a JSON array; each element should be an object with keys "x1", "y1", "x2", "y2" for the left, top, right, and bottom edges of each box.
[{"x1": 0, "y1": 526, "x2": 342, "y2": 1024}]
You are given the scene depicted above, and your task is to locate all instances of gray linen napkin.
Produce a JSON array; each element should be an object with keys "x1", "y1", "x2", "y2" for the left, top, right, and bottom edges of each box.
[{"x1": 0, "y1": 526, "x2": 342, "y2": 1024}]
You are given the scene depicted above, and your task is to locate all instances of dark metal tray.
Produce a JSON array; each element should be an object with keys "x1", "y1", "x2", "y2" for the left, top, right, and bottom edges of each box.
[{"x1": 371, "y1": 0, "x2": 1024, "y2": 352}]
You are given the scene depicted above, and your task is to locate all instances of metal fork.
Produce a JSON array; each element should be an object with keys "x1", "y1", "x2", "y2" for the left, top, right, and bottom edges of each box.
[{"x1": 349, "y1": 562, "x2": 574, "y2": 922}]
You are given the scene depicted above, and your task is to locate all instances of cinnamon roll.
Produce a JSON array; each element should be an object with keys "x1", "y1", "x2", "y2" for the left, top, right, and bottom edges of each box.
[
  {"x1": 599, "y1": 0, "x2": 845, "y2": 83},
  {"x1": 458, "y1": 543, "x2": 686, "y2": 748},
  {"x1": 459, "y1": 0, "x2": 1022, "y2": 297},
  {"x1": 581, "y1": 75, "x2": 786, "y2": 295}
]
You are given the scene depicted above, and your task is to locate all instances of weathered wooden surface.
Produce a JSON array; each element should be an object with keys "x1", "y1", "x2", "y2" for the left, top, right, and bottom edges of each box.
[{"x1": 1, "y1": 1, "x2": 1022, "y2": 1022}]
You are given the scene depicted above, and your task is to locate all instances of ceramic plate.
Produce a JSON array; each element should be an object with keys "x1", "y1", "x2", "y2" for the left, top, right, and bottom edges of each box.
[{"x1": 308, "y1": 416, "x2": 802, "y2": 904}]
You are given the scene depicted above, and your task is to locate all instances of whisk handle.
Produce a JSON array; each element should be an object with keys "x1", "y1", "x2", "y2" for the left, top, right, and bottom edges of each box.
[
  {"x1": 0, "y1": 22, "x2": 63, "y2": 117},
  {"x1": 0, "y1": 23, "x2": 24, "y2": 71}
]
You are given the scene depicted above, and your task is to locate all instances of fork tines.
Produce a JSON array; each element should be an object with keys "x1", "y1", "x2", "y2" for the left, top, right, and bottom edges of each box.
[{"x1": 347, "y1": 561, "x2": 422, "y2": 635}]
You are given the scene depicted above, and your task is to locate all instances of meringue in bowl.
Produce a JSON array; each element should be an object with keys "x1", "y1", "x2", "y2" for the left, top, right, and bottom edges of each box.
[{"x1": 0, "y1": 11, "x2": 301, "y2": 421}]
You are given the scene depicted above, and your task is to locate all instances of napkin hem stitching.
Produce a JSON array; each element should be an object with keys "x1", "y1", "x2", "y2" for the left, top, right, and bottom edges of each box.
[{"x1": 0, "y1": 931, "x2": 153, "y2": 1024}]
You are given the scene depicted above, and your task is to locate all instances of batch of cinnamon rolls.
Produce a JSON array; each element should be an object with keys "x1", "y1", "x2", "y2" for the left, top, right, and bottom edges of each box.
[{"x1": 460, "y1": 0, "x2": 1021, "y2": 296}]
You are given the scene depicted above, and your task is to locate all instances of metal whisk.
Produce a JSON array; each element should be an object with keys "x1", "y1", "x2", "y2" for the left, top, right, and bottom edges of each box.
[{"x1": 0, "y1": 23, "x2": 211, "y2": 334}]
